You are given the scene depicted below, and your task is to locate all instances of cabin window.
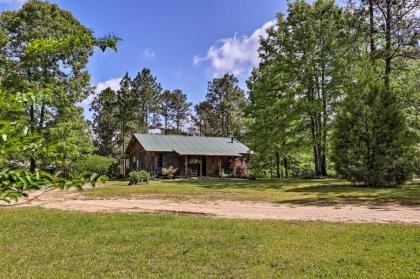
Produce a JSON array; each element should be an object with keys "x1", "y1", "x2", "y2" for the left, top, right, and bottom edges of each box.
[{"x1": 157, "y1": 153, "x2": 166, "y2": 168}]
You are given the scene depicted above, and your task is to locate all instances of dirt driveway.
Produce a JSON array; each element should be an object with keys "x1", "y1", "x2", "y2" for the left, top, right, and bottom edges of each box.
[{"x1": 14, "y1": 189, "x2": 420, "y2": 224}]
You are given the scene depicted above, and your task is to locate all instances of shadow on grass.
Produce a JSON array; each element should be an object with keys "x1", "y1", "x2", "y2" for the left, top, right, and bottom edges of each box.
[
  {"x1": 105, "y1": 178, "x2": 420, "y2": 207},
  {"x1": 279, "y1": 183, "x2": 420, "y2": 206},
  {"x1": 168, "y1": 178, "x2": 343, "y2": 191}
]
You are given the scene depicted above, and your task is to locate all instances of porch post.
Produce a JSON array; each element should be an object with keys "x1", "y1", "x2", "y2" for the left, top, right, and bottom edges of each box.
[
  {"x1": 233, "y1": 157, "x2": 237, "y2": 177},
  {"x1": 199, "y1": 156, "x2": 203, "y2": 177},
  {"x1": 184, "y1": 156, "x2": 188, "y2": 178},
  {"x1": 218, "y1": 156, "x2": 222, "y2": 175}
]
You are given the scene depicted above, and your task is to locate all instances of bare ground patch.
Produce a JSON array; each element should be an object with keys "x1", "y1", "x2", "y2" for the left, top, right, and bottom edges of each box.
[{"x1": 7, "y1": 188, "x2": 419, "y2": 224}]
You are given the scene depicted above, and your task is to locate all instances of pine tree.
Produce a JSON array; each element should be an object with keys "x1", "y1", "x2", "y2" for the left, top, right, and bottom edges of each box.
[
  {"x1": 171, "y1": 89, "x2": 191, "y2": 133},
  {"x1": 331, "y1": 0, "x2": 419, "y2": 186},
  {"x1": 332, "y1": 61, "x2": 416, "y2": 186},
  {"x1": 193, "y1": 74, "x2": 245, "y2": 138},
  {"x1": 159, "y1": 90, "x2": 173, "y2": 133},
  {"x1": 91, "y1": 87, "x2": 119, "y2": 156},
  {"x1": 116, "y1": 73, "x2": 136, "y2": 176},
  {"x1": 159, "y1": 89, "x2": 191, "y2": 134},
  {"x1": 131, "y1": 68, "x2": 162, "y2": 131}
]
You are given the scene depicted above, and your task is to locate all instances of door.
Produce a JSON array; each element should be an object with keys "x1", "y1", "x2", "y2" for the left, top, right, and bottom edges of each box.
[{"x1": 201, "y1": 157, "x2": 207, "y2": 176}]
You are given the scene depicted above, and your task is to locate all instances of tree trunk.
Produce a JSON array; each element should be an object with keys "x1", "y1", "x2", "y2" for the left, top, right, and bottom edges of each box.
[
  {"x1": 368, "y1": 0, "x2": 376, "y2": 61},
  {"x1": 321, "y1": 63, "x2": 328, "y2": 177},
  {"x1": 311, "y1": 114, "x2": 323, "y2": 177},
  {"x1": 270, "y1": 155, "x2": 273, "y2": 178},
  {"x1": 275, "y1": 151, "x2": 280, "y2": 178},
  {"x1": 39, "y1": 103, "x2": 45, "y2": 130},
  {"x1": 283, "y1": 157, "x2": 288, "y2": 178},
  {"x1": 122, "y1": 117, "x2": 126, "y2": 177},
  {"x1": 29, "y1": 103, "x2": 36, "y2": 173},
  {"x1": 384, "y1": 0, "x2": 391, "y2": 90},
  {"x1": 176, "y1": 118, "x2": 180, "y2": 133}
]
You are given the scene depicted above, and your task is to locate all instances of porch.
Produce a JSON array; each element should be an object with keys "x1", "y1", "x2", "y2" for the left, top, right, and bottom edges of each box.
[{"x1": 128, "y1": 150, "x2": 242, "y2": 178}]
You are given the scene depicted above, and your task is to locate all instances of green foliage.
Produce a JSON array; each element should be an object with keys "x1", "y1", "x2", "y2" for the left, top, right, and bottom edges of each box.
[
  {"x1": 161, "y1": 166, "x2": 178, "y2": 178},
  {"x1": 45, "y1": 105, "x2": 94, "y2": 172},
  {"x1": 0, "y1": 168, "x2": 108, "y2": 203},
  {"x1": 159, "y1": 89, "x2": 191, "y2": 133},
  {"x1": 75, "y1": 155, "x2": 117, "y2": 176},
  {"x1": 93, "y1": 69, "x2": 164, "y2": 173},
  {"x1": 131, "y1": 68, "x2": 163, "y2": 130},
  {"x1": 331, "y1": 62, "x2": 416, "y2": 186},
  {"x1": 95, "y1": 35, "x2": 121, "y2": 52},
  {"x1": 188, "y1": 158, "x2": 200, "y2": 166},
  {"x1": 0, "y1": 0, "x2": 117, "y2": 201},
  {"x1": 91, "y1": 87, "x2": 120, "y2": 157},
  {"x1": 192, "y1": 74, "x2": 246, "y2": 138},
  {"x1": 0, "y1": 0, "x2": 119, "y2": 173},
  {"x1": 128, "y1": 170, "x2": 150, "y2": 185},
  {"x1": 246, "y1": 0, "x2": 360, "y2": 178},
  {"x1": 0, "y1": 90, "x2": 42, "y2": 167},
  {"x1": 290, "y1": 164, "x2": 315, "y2": 179}
]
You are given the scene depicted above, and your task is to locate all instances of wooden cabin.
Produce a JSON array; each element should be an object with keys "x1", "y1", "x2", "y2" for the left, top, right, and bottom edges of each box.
[{"x1": 125, "y1": 134, "x2": 253, "y2": 177}]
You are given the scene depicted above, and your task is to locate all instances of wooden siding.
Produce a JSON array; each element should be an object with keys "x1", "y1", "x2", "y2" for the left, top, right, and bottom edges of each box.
[{"x1": 126, "y1": 138, "x2": 248, "y2": 177}]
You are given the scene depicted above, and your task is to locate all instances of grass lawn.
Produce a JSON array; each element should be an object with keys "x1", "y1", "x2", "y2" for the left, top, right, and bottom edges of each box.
[
  {"x1": 83, "y1": 178, "x2": 420, "y2": 206},
  {"x1": 0, "y1": 207, "x2": 419, "y2": 278}
]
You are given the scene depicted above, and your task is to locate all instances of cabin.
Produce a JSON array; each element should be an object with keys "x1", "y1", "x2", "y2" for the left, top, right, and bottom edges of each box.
[{"x1": 125, "y1": 134, "x2": 253, "y2": 177}]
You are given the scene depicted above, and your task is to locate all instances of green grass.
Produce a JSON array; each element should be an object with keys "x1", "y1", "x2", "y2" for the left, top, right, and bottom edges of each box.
[
  {"x1": 83, "y1": 178, "x2": 420, "y2": 206},
  {"x1": 0, "y1": 207, "x2": 419, "y2": 278}
]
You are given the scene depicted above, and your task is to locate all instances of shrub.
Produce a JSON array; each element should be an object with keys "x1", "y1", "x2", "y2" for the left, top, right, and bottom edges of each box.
[
  {"x1": 162, "y1": 166, "x2": 177, "y2": 178},
  {"x1": 290, "y1": 164, "x2": 314, "y2": 179},
  {"x1": 331, "y1": 64, "x2": 416, "y2": 186},
  {"x1": 129, "y1": 170, "x2": 150, "y2": 185},
  {"x1": 75, "y1": 155, "x2": 117, "y2": 176},
  {"x1": 234, "y1": 158, "x2": 248, "y2": 177}
]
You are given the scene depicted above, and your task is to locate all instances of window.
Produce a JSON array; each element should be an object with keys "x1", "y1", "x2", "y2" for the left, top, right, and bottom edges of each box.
[{"x1": 157, "y1": 153, "x2": 166, "y2": 168}]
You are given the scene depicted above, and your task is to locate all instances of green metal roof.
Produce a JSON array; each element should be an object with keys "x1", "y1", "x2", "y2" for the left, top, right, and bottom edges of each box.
[{"x1": 132, "y1": 134, "x2": 252, "y2": 156}]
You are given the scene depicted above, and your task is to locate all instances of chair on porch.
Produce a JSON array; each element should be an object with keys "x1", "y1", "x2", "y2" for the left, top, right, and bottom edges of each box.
[{"x1": 187, "y1": 166, "x2": 198, "y2": 177}]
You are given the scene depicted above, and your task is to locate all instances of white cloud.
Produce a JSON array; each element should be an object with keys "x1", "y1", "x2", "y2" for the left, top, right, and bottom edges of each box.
[
  {"x1": 78, "y1": 78, "x2": 121, "y2": 119},
  {"x1": 94, "y1": 78, "x2": 122, "y2": 93},
  {"x1": 142, "y1": 48, "x2": 156, "y2": 60},
  {"x1": 193, "y1": 20, "x2": 275, "y2": 77}
]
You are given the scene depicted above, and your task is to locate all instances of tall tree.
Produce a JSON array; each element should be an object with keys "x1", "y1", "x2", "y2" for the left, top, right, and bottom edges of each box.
[
  {"x1": 191, "y1": 101, "x2": 214, "y2": 136},
  {"x1": 115, "y1": 74, "x2": 136, "y2": 176},
  {"x1": 131, "y1": 68, "x2": 162, "y2": 131},
  {"x1": 193, "y1": 74, "x2": 245, "y2": 138},
  {"x1": 332, "y1": 60, "x2": 417, "y2": 186},
  {"x1": 331, "y1": 0, "x2": 419, "y2": 186},
  {"x1": 248, "y1": 0, "x2": 358, "y2": 177},
  {"x1": 171, "y1": 89, "x2": 192, "y2": 133},
  {"x1": 91, "y1": 87, "x2": 119, "y2": 157},
  {"x1": 45, "y1": 105, "x2": 94, "y2": 175},
  {"x1": 0, "y1": 0, "x2": 118, "y2": 172},
  {"x1": 159, "y1": 90, "x2": 173, "y2": 133},
  {"x1": 361, "y1": 0, "x2": 419, "y2": 88},
  {"x1": 159, "y1": 89, "x2": 191, "y2": 134}
]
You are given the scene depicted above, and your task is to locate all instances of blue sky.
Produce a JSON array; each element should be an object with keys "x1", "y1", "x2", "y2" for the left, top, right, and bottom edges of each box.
[{"x1": 1, "y1": 0, "x2": 288, "y2": 119}]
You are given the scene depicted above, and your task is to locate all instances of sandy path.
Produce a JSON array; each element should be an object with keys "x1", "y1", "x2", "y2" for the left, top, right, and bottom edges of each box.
[{"x1": 14, "y1": 189, "x2": 420, "y2": 224}]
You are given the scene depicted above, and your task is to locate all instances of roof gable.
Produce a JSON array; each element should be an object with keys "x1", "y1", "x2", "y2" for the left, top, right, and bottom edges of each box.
[{"x1": 131, "y1": 134, "x2": 252, "y2": 156}]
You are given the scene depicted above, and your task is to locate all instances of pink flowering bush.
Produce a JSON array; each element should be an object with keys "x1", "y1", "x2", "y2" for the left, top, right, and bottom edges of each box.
[{"x1": 234, "y1": 158, "x2": 248, "y2": 177}]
